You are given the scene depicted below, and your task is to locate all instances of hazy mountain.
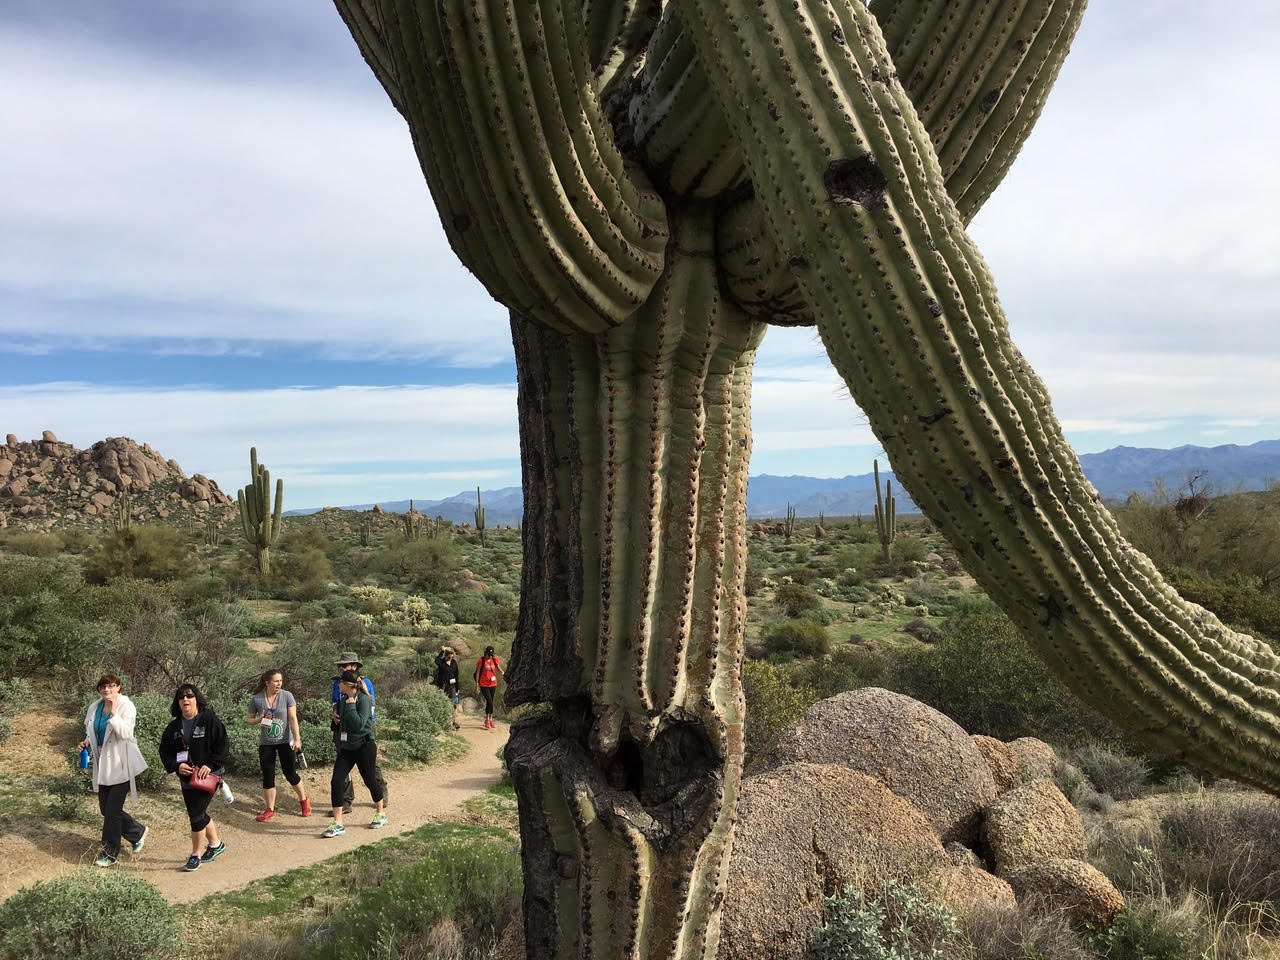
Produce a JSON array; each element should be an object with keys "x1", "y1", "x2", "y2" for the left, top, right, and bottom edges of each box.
[{"x1": 287, "y1": 440, "x2": 1280, "y2": 521}]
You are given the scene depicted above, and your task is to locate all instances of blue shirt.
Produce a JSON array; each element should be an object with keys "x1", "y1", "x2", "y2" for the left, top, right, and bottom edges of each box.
[
  {"x1": 93, "y1": 701, "x2": 110, "y2": 747},
  {"x1": 331, "y1": 676, "x2": 376, "y2": 722}
]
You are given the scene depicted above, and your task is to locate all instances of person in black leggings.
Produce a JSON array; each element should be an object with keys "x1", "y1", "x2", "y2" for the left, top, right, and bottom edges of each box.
[
  {"x1": 246, "y1": 669, "x2": 310, "y2": 821},
  {"x1": 322, "y1": 670, "x2": 386, "y2": 837},
  {"x1": 473, "y1": 645, "x2": 505, "y2": 729}
]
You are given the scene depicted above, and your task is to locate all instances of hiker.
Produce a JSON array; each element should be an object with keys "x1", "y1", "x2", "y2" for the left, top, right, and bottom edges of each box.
[
  {"x1": 79, "y1": 674, "x2": 148, "y2": 868},
  {"x1": 247, "y1": 668, "x2": 310, "y2": 821},
  {"x1": 159, "y1": 683, "x2": 230, "y2": 871},
  {"x1": 323, "y1": 669, "x2": 387, "y2": 837},
  {"x1": 330, "y1": 652, "x2": 387, "y2": 812},
  {"x1": 474, "y1": 645, "x2": 505, "y2": 729},
  {"x1": 433, "y1": 645, "x2": 462, "y2": 730}
]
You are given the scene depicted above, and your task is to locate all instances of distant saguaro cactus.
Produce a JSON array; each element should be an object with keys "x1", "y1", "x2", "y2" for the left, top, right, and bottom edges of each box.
[
  {"x1": 112, "y1": 489, "x2": 132, "y2": 533},
  {"x1": 784, "y1": 503, "x2": 797, "y2": 542},
  {"x1": 331, "y1": 2, "x2": 1280, "y2": 957},
  {"x1": 401, "y1": 499, "x2": 422, "y2": 542},
  {"x1": 237, "y1": 447, "x2": 283, "y2": 575},
  {"x1": 474, "y1": 487, "x2": 485, "y2": 547},
  {"x1": 873, "y1": 460, "x2": 896, "y2": 563}
]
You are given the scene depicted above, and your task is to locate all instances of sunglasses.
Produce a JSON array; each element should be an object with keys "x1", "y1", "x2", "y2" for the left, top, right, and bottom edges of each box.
[{"x1": 179, "y1": 692, "x2": 196, "y2": 700}]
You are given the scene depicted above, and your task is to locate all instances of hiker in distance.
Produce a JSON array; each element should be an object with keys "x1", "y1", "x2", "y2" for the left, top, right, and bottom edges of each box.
[
  {"x1": 79, "y1": 673, "x2": 148, "y2": 868},
  {"x1": 474, "y1": 645, "x2": 504, "y2": 730},
  {"x1": 159, "y1": 683, "x2": 229, "y2": 871},
  {"x1": 323, "y1": 669, "x2": 387, "y2": 837},
  {"x1": 433, "y1": 645, "x2": 462, "y2": 730},
  {"x1": 247, "y1": 668, "x2": 311, "y2": 821},
  {"x1": 330, "y1": 652, "x2": 387, "y2": 812}
]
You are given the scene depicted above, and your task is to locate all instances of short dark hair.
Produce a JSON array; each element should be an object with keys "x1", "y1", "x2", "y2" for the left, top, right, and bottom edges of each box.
[
  {"x1": 96, "y1": 674, "x2": 124, "y2": 691},
  {"x1": 339, "y1": 669, "x2": 362, "y2": 685},
  {"x1": 169, "y1": 683, "x2": 207, "y2": 717}
]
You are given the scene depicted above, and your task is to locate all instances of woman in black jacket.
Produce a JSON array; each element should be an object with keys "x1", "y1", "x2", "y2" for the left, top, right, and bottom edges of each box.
[{"x1": 159, "y1": 683, "x2": 230, "y2": 871}]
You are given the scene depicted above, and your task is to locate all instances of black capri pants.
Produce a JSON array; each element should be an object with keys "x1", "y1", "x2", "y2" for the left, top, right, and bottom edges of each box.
[
  {"x1": 259, "y1": 743, "x2": 300, "y2": 789},
  {"x1": 181, "y1": 785, "x2": 215, "y2": 832},
  {"x1": 480, "y1": 686, "x2": 496, "y2": 714},
  {"x1": 330, "y1": 740, "x2": 383, "y2": 809}
]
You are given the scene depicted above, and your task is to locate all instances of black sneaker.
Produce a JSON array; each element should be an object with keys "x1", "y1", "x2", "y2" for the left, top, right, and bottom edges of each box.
[
  {"x1": 183, "y1": 854, "x2": 201, "y2": 871},
  {"x1": 200, "y1": 841, "x2": 227, "y2": 863}
]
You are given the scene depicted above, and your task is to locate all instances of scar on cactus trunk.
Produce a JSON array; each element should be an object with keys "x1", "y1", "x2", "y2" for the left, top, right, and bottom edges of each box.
[{"x1": 507, "y1": 207, "x2": 764, "y2": 958}]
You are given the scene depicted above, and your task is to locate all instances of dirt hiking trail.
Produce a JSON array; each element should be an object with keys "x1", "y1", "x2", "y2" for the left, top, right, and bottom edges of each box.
[{"x1": 0, "y1": 713, "x2": 509, "y2": 904}]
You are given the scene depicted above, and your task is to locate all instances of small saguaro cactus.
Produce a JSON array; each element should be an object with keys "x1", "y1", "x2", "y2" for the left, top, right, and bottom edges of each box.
[
  {"x1": 474, "y1": 486, "x2": 485, "y2": 546},
  {"x1": 401, "y1": 499, "x2": 422, "y2": 541},
  {"x1": 873, "y1": 460, "x2": 896, "y2": 563},
  {"x1": 359, "y1": 515, "x2": 372, "y2": 547},
  {"x1": 784, "y1": 502, "x2": 797, "y2": 542},
  {"x1": 112, "y1": 488, "x2": 132, "y2": 533},
  {"x1": 237, "y1": 447, "x2": 283, "y2": 576}
]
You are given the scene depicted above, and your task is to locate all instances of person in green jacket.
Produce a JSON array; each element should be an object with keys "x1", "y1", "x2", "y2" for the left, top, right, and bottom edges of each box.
[{"x1": 321, "y1": 670, "x2": 386, "y2": 837}]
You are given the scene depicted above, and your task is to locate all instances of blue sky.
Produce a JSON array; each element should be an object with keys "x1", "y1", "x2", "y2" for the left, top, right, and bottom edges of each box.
[{"x1": 3, "y1": 2, "x2": 1279, "y2": 509}]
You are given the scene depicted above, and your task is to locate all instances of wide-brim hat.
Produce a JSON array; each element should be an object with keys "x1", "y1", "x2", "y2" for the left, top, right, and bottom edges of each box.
[{"x1": 334, "y1": 651, "x2": 363, "y2": 667}]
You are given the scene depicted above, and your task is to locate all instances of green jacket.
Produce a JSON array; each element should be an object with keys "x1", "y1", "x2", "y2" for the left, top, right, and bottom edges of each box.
[{"x1": 337, "y1": 689, "x2": 375, "y2": 750}]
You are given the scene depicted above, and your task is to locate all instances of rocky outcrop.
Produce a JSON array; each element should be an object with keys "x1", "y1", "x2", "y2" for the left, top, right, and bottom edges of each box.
[
  {"x1": 754, "y1": 688, "x2": 998, "y2": 844},
  {"x1": 720, "y1": 762, "x2": 947, "y2": 960},
  {"x1": 1006, "y1": 859, "x2": 1125, "y2": 929},
  {"x1": 0, "y1": 432, "x2": 234, "y2": 531},
  {"x1": 983, "y1": 779, "x2": 1085, "y2": 876}
]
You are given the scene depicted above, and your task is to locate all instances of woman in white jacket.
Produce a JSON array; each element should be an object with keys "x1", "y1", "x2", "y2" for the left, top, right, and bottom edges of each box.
[{"x1": 78, "y1": 673, "x2": 149, "y2": 867}]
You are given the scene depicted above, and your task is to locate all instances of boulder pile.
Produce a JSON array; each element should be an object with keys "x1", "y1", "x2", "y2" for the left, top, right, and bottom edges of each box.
[{"x1": 0, "y1": 431, "x2": 234, "y2": 531}]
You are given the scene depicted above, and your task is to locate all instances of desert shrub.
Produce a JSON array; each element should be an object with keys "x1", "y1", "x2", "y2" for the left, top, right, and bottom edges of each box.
[
  {"x1": 890, "y1": 601, "x2": 1116, "y2": 745},
  {"x1": 350, "y1": 584, "x2": 394, "y2": 615},
  {"x1": 742, "y1": 659, "x2": 818, "y2": 761},
  {"x1": 745, "y1": 553, "x2": 767, "y2": 597},
  {"x1": 1070, "y1": 742, "x2": 1152, "y2": 801},
  {"x1": 764, "y1": 619, "x2": 832, "y2": 658},
  {"x1": 963, "y1": 905, "x2": 1091, "y2": 960},
  {"x1": 785, "y1": 646, "x2": 886, "y2": 701},
  {"x1": 774, "y1": 582, "x2": 823, "y2": 618},
  {"x1": 809, "y1": 880, "x2": 959, "y2": 960},
  {"x1": 0, "y1": 556, "x2": 104, "y2": 675},
  {"x1": 0, "y1": 716, "x2": 12, "y2": 743},
  {"x1": 82, "y1": 525, "x2": 195, "y2": 584},
  {"x1": 46, "y1": 772, "x2": 93, "y2": 822},
  {"x1": 445, "y1": 589, "x2": 519, "y2": 633},
  {"x1": 1091, "y1": 897, "x2": 1209, "y2": 960},
  {"x1": 309, "y1": 828, "x2": 521, "y2": 960},
  {"x1": 0, "y1": 676, "x2": 31, "y2": 715},
  {"x1": 0, "y1": 530, "x2": 65, "y2": 557},
  {"x1": 781, "y1": 564, "x2": 818, "y2": 585},
  {"x1": 126, "y1": 691, "x2": 172, "y2": 790},
  {"x1": 375, "y1": 538, "x2": 465, "y2": 593},
  {"x1": 385, "y1": 687, "x2": 454, "y2": 763},
  {"x1": 0, "y1": 870, "x2": 177, "y2": 960},
  {"x1": 901, "y1": 619, "x2": 940, "y2": 644}
]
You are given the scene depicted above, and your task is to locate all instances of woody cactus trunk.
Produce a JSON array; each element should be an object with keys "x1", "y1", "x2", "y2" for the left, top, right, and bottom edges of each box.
[{"x1": 333, "y1": 1, "x2": 1280, "y2": 957}]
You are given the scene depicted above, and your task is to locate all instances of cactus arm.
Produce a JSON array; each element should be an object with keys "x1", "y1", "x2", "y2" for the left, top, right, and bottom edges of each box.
[
  {"x1": 335, "y1": 0, "x2": 667, "y2": 334},
  {"x1": 331, "y1": 0, "x2": 404, "y2": 116},
  {"x1": 675, "y1": 0, "x2": 1280, "y2": 785}
]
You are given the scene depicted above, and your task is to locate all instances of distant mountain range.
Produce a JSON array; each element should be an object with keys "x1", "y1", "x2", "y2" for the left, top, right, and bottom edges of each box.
[{"x1": 287, "y1": 439, "x2": 1280, "y2": 522}]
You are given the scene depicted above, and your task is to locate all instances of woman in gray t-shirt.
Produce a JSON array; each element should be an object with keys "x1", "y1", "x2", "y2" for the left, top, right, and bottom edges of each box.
[{"x1": 246, "y1": 669, "x2": 310, "y2": 821}]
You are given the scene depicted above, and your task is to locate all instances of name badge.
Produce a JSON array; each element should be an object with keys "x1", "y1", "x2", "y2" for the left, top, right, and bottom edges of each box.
[
  {"x1": 340, "y1": 732, "x2": 348, "y2": 742},
  {"x1": 176, "y1": 750, "x2": 189, "y2": 764},
  {"x1": 260, "y1": 716, "x2": 274, "y2": 727}
]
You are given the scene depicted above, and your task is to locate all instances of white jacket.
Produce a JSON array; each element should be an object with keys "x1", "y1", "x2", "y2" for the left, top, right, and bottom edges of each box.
[{"x1": 83, "y1": 693, "x2": 148, "y2": 800}]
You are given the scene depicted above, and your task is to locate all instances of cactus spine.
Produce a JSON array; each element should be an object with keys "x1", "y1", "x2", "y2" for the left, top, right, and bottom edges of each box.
[
  {"x1": 474, "y1": 486, "x2": 485, "y2": 546},
  {"x1": 236, "y1": 447, "x2": 283, "y2": 575},
  {"x1": 328, "y1": 0, "x2": 1280, "y2": 956},
  {"x1": 873, "y1": 460, "x2": 896, "y2": 563}
]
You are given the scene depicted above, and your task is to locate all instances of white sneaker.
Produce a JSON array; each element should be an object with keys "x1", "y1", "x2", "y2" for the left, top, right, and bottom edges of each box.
[{"x1": 219, "y1": 780, "x2": 235, "y2": 804}]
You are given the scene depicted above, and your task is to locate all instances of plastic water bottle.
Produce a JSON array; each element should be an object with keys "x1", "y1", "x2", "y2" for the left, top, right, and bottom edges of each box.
[
  {"x1": 78, "y1": 747, "x2": 90, "y2": 770},
  {"x1": 219, "y1": 779, "x2": 235, "y2": 804}
]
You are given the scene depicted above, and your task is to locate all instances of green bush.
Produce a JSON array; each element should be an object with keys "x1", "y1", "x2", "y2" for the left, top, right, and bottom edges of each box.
[
  {"x1": 0, "y1": 556, "x2": 104, "y2": 675},
  {"x1": 384, "y1": 687, "x2": 453, "y2": 763},
  {"x1": 375, "y1": 538, "x2": 464, "y2": 593},
  {"x1": 0, "y1": 870, "x2": 177, "y2": 960},
  {"x1": 309, "y1": 829, "x2": 521, "y2": 960},
  {"x1": 444, "y1": 588, "x2": 520, "y2": 632},
  {"x1": 82, "y1": 524, "x2": 196, "y2": 584},
  {"x1": 774, "y1": 582, "x2": 823, "y2": 618},
  {"x1": 1091, "y1": 898, "x2": 1208, "y2": 960},
  {"x1": 126, "y1": 692, "x2": 172, "y2": 791},
  {"x1": 809, "y1": 880, "x2": 959, "y2": 960},
  {"x1": 764, "y1": 619, "x2": 832, "y2": 658},
  {"x1": 0, "y1": 716, "x2": 12, "y2": 743},
  {"x1": 789, "y1": 646, "x2": 886, "y2": 700},
  {"x1": 890, "y1": 602, "x2": 1116, "y2": 745},
  {"x1": 742, "y1": 659, "x2": 818, "y2": 761}
]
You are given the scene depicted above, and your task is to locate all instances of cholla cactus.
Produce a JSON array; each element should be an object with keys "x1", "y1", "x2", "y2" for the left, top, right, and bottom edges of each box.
[{"x1": 331, "y1": 2, "x2": 1278, "y2": 957}]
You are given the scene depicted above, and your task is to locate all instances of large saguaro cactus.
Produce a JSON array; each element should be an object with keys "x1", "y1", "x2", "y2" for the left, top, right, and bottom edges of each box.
[
  {"x1": 332, "y1": 1, "x2": 1280, "y2": 957},
  {"x1": 237, "y1": 447, "x2": 283, "y2": 576}
]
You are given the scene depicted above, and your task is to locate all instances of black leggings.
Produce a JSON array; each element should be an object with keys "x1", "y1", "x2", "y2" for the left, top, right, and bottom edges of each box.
[
  {"x1": 97, "y1": 781, "x2": 144, "y2": 857},
  {"x1": 330, "y1": 740, "x2": 383, "y2": 809},
  {"x1": 480, "y1": 686, "x2": 496, "y2": 714},
  {"x1": 259, "y1": 743, "x2": 300, "y2": 789},
  {"x1": 181, "y1": 785, "x2": 215, "y2": 832}
]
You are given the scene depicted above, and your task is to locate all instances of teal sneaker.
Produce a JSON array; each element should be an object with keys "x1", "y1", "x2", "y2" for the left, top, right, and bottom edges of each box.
[
  {"x1": 131, "y1": 825, "x2": 149, "y2": 854},
  {"x1": 200, "y1": 841, "x2": 227, "y2": 863},
  {"x1": 370, "y1": 813, "x2": 388, "y2": 830},
  {"x1": 322, "y1": 821, "x2": 346, "y2": 838},
  {"x1": 183, "y1": 854, "x2": 201, "y2": 871},
  {"x1": 93, "y1": 853, "x2": 116, "y2": 868}
]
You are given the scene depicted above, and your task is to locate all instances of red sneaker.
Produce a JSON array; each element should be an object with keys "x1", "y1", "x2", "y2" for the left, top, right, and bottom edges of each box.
[
  {"x1": 255, "y1": 809, "x2": 276, "y2": 822},
  {"x1": 300, "y1": 798, "x2": 312, "y2": 818}
]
